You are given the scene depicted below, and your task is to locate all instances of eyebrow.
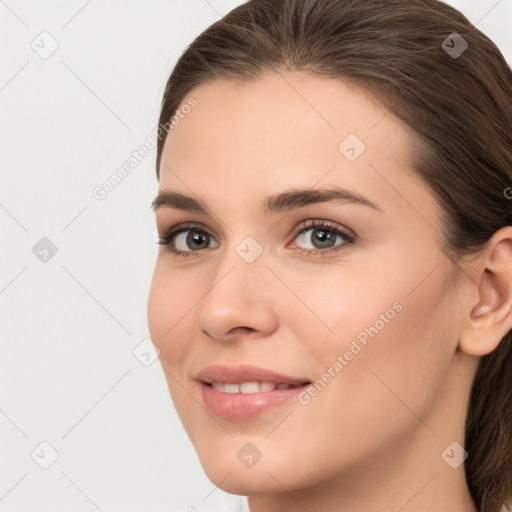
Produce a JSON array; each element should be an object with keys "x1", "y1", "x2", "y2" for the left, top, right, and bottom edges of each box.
[{"x1": 151, "y1": 186, "x2": 384, "y2": 215}]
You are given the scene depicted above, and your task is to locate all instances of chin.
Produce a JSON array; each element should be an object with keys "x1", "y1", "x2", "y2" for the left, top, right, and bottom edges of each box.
[
  {"x1": 201, "y1": 461, "x2": 295, "y2": 495},
  {"x1": 196, "y1": 443, "x2": 327, "y2": 496}
]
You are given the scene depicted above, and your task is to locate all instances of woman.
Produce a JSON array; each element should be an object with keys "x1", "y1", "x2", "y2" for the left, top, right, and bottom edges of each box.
[{"x1": 147, "y1": 1, "x2": 512, "y2": 511}]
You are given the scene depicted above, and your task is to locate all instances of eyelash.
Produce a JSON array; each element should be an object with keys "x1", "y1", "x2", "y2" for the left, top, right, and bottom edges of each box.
[{"x1": 157, "y1": 219, "x2": 356, "y2": 260}]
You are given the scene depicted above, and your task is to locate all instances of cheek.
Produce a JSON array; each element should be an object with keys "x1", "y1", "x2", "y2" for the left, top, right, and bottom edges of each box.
[
  {"x1": 147, "y1": 265, "x2": 202, "y2": 430},
  {"x1": 291, "y1": 250, "x2": 456, "y2": 418},
  {"x1": 147, "y1": 263, "x2": 193, "y2": 368},
  {"x1": 279, "y1": 260, "x2": 401, "y2": 350}
]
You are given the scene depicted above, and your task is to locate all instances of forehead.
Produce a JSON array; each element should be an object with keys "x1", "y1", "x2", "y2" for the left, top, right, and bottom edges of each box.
[
  {"x1": 163, "y1": 71, "x2": 408, "y2": 165},
  {"x1": 158, "y1": 71, "x2": 433, "y2": 221}
]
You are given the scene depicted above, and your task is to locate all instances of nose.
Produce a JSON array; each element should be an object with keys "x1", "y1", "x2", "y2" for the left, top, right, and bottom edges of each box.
[{"x1": 194, "y1": 249, "x2": 279, "y2": 343}]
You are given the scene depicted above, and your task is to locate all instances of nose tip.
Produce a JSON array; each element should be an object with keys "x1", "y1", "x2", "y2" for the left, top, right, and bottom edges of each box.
[{"x1": 195, "y1": 265, "x2": 279, "y2": 343}]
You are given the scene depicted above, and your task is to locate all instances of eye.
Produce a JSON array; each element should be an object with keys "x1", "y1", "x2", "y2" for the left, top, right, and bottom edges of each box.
[
  {"x1": 158, "y1": 222, "x2": 218, "y2": 259},
  {"x1": 288, "y1": 219, "x2": 355, "y2": 257},
  {"x1": 157, "y1": 219, "x2": 356, "y2": 259}
]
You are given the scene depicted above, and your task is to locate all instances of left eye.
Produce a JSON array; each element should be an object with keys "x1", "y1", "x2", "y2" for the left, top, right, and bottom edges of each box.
[
  {"x1": 287, "y1": 219, "x2": 355, "y2": 256},
  {"x1": 291, "y1": 224, "x2": 353, "y2": 251}
]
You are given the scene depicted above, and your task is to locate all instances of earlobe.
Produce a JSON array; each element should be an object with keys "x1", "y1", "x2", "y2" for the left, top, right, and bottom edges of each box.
[{"x1": 459, "y1": 228, "x2": 512, "y2": 357}]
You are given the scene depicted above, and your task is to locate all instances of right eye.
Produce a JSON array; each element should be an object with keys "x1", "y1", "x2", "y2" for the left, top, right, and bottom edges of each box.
[{"x1": 158, "y1": 223, "x2": 219, "y2": 258}]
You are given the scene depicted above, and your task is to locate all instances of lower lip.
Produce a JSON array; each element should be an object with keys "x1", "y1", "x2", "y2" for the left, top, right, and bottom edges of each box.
[{"x1": 200, "y1": 382, "x2": 309, "y2": 419}]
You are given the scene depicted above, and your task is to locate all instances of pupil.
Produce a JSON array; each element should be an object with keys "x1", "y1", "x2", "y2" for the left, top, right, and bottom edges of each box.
[
  {"x1": 188, "y1": 231, "x2": 208, "y2": 249},
  {"x1": 313, "y1": 229, "x2": 335, "y2": 249}
]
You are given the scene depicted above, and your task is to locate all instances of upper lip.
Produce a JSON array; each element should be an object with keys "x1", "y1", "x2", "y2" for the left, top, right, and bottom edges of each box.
[{"x1": 195, "y1": 364, "x2": 311, "y2": 385}]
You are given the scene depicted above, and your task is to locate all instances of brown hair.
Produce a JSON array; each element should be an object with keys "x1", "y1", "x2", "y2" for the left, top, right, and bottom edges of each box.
[{"x1": 155, "y1": 1, "x2": 512, "y2": 510}]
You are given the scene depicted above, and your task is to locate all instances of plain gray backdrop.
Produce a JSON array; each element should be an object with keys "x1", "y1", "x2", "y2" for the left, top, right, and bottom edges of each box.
[{"x1": 1, "y1": 1, "x2": 511, "y2": 510}]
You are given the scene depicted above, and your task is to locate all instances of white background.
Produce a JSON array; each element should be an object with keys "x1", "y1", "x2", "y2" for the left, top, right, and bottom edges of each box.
[{"x1": 1, "y1": 1, "x2": 511, "y2": 511}]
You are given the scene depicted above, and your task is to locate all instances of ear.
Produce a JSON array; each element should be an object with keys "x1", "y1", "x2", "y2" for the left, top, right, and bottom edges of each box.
[{"x1": 459, "y1": 226, "x2": 512, "y2": 356}]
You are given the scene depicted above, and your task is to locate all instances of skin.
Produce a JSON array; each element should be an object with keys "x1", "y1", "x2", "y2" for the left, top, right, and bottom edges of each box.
[{"x1": 147, "y1": 70, "x2": 512, "y2": 512}]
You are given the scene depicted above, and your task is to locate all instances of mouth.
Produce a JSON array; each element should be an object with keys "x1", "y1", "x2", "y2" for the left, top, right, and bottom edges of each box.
[
  {"x1": 202, "y1": 380, "x2": 311, "y2": 393},
  {"x1": 195, "y1": 364, "x2": 312, "y2": 419},
  {"x1": 195, "y1": 363, "x2": 310, "y2": 387}
]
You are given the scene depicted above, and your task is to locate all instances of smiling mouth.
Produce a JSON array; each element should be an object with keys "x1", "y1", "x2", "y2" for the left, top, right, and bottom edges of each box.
[{"x1": 203, "y1": 381, "x2": 311, "y2": 393}]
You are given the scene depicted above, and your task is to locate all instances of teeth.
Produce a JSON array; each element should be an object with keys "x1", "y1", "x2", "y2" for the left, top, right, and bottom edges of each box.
[
  {"x1": 211, "y1": 382, "x2": 226, "y2": 392},
  {"x1": 259, "y1": 381, "x2": 276, "y2": 392},
  {"x1": 210, "y1": 381, "x2": 295, "y2": 393},
  {"x1": 239, "y1": 382, "x2": 260, "y2": 393},
  {"x1": 224, "y1": 383, "x2": 240, "y2": 393}
]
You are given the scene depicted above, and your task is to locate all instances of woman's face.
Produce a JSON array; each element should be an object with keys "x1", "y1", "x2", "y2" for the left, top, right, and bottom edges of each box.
[{"x1": 147, "y1": 71, "x2": 475, "y2": 496}]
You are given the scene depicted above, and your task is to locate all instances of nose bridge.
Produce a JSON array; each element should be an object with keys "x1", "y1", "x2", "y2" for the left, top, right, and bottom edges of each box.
[
  {"x1": 193, "y1": 232, "x2": 278, "y2": 339},
  {"x1": 210, "y1": 230, "x2": 269, "y2": 292}
]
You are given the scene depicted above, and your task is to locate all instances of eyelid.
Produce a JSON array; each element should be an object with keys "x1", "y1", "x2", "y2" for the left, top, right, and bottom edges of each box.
[
  {"x1": 158, "y1": 221, "x2": 220, "y2": 242},
  {"x1": 288, "y1": 219, "x2": 356, "y2": 244},
  {"x1": 159, "y1": 218, "x2": 354, "y2": 239}
]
